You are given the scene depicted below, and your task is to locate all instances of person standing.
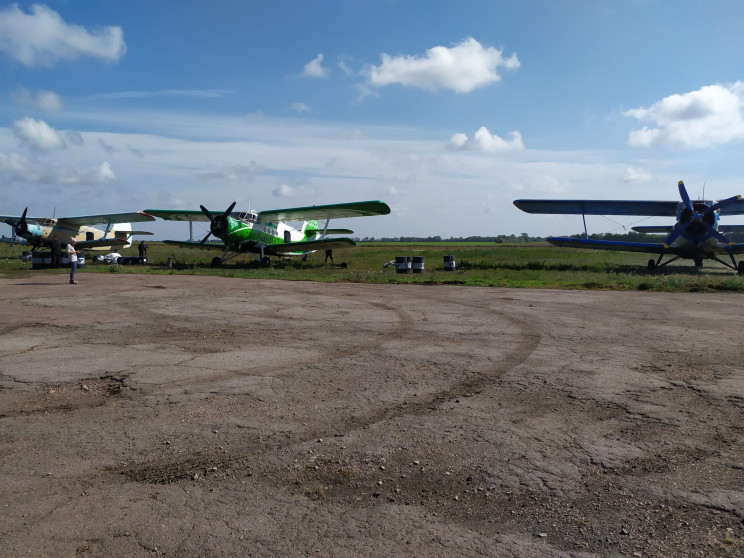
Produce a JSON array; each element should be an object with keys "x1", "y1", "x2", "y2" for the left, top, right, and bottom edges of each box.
[
  {"x1": 51, "y1": 235, "x2": 61, "y2": 268},
  {"x1": 138, "y1": 240, "x2": 147, "y2": 260},
  {"x1": 67, "y1": 237, "x2": 81, "y2": 284}
]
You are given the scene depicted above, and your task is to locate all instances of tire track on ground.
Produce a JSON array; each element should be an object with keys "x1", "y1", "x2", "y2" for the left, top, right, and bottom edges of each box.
[{"x1": 118, "y1": 288, "x2": 541, "y2": 484}]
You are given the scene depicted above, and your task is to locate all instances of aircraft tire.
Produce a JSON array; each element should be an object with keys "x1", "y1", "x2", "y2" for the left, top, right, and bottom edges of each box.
[
  {"x1": 261, "y1": 256, "x2": 271, "y2": 267},
  {"x1": 738, "y1": 262, "x2": 744, "y2": 275},
  {"x1": 210, "y1": 256, "x2": 222, "y2": 268},
  {"x1": 647, "y1": 259, "x2": 656, "y2": 273}
]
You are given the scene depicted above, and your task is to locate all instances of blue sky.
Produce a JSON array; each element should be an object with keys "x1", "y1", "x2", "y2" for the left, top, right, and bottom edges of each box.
[{"x1": 2, "y1": 0, "x2": 744, "y2": 239}]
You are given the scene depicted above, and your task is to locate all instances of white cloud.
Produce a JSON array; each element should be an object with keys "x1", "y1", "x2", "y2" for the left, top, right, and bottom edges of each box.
[
  {"x1": 0, "y1": 4, "x2": 126, "y2": 67},
  {"x1": 0, "y1": 152, "x2": 116, "y2": 185},
  {"x1": 448, "y1": 126, "x2": 524, "y2": 153},
  {"x1": 302, "y1": 53, "x2": 328, "y2": 78},
  {"x1": 66, "y1": 131, "x2": 84, "y2": 146},
  {"x1": 12, "y1": 87, "x2": 63, "y2": 111},
  {"x1": 99, "y1": 138, "x2": 119, "y2": 154},
  {"x1": 623, "y1": 167, "x2": 652, "y2": 183},
  {"x1": 200, "y1": 162, "x2": 268, "y2": 181},
  {"x1": 291, "y1": 102, "x2": 312, "y2": 113},
  {"x1": 273, "y1": 183, "x2": 311, "y2": 198},
  {"x1": 13, "y1": 117, "x2": 66, "y2": 151},
  {"x1": 367, "y1": 37, "x2": 519, "y2": 93},
  {"x1": 92, "y1": 161, "x2": 116, "y2": 183},
  {"x1": 625, "y1": 82, "x2": 744, "y2": 148}
]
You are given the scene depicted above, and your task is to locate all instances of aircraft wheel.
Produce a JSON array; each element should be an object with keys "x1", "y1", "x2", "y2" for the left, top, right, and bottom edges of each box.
[
  {"x1": 694, "y1": 258, "x2": 703, "y2": 267},
  {"x1": 261, "y1": 256, "x2": 271, "y2": 267},
  {"x1": 647, "y1": 259, "x2": 656, "y2": 273},
  {"x1": 210, "y1": 256, "x2": 222, "y2": 268},
  {"x1": 738, "y1": 262, "x2": 744, "y2": 275}
]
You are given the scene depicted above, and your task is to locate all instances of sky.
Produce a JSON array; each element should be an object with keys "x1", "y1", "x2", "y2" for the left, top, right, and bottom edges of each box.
[{"x1": 2, "y1": 0, "x2": 744, "y2": 240}]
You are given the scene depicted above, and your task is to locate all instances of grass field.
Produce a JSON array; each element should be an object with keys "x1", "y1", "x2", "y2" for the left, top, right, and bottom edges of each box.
[{"x1": 2, "y1": 241, "x2": 744, "y2": 292}]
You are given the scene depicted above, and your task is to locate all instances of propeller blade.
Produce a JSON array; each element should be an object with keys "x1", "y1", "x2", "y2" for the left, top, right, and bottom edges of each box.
[
  {"x1": 15, "y1": 207, "x2": 29, "y2": 235},
  {"x1": 663, "y1": 220, "x2": 692, "y2": 247},
  {"x1": 199, "y1": 231, "x2": 212, "y2": 245},
  {"x1": 678, "y1": 180, "x2": 694, "y2": 212},
  {"x1": 200, "y1": 205, "x2": 215, "y2": 222},
  {"x1": 702, "y1": 222, "x2": 733, "y2": 246},
  {"x1": 222, "y1": 201, "x2": 237, "y2": 217},
  {"x1": 706, "y1": 194, "x2": 742, "y2": 214}
]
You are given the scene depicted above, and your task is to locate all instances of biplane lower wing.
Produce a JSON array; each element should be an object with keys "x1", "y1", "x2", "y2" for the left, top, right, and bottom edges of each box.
[
  {"x1": 262, "y1": 237, "x2": 355, "y2": 255},
  {"x1": 163, "y1": 237, "x2": 356, "y2": 254},
  {"x1": 548, "y1": 236, "x2": 744, "y2": 256},
  {"x1": 547, "y1": 237, "x2": 667, "y2": 254}
]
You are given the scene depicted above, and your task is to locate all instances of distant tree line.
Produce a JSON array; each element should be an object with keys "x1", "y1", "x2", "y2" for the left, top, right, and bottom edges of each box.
[
  {"x1": 357, "y1": 230, "x2": 744, "y2": 243},
  {"x1": 356, "y1": 233, "x2": 544, "y2": 243}
]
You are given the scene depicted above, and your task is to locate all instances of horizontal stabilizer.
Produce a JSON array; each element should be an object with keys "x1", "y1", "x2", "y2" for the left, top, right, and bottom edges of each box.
[
  {"x1": 631, "y1": 226, "x2": 673, "y2": 234},
  {"x1": 77, "y1": 238, "x2": 129, "y2": 249},
  {"x1": 305, "y1": 228, "x2": 354, "y2": 235},
  {"x1": 163, "y1": 240, "x2": 224, "y2": 250}
]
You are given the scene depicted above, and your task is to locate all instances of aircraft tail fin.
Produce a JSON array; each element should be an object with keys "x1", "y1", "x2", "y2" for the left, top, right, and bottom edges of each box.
[
  {"x1": 111, "y1": 222, "x2": 133, "y2": 248},
  {"x1": 302, "y1": 219, "x2": 321, "y2": 240}
]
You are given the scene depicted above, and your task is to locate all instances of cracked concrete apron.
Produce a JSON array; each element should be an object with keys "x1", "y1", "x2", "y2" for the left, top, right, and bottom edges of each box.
[{"x1": 0, "y1": 274, "x2": 742, "y2": 557}]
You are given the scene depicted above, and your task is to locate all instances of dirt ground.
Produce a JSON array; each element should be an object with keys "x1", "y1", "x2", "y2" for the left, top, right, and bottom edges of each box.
[{"x1": 0, "y1": 272, "x2": 742, "y2": 557}]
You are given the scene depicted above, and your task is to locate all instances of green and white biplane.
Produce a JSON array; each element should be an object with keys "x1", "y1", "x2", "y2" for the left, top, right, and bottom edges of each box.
[{"x1": 146, "y1": 200, "x2": 390, "y2": 266}]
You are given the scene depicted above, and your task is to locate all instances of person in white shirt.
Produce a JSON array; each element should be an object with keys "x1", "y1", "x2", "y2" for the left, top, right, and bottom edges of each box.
[{"x1": 66, "y1": 237, "x2": 81, "y2": 284}]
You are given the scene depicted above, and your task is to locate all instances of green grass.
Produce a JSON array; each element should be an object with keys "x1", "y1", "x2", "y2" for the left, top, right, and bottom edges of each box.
[{"x1": 2, "y1": 241, "x2": 744, "y2": 292}]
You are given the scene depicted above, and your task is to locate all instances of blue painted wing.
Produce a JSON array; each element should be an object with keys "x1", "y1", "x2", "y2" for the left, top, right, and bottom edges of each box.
[
  {"x1": 548, "y1": 237, "x2": 744, "y2": 256},
  {"x1": 718, "y1": 200, "x2": 744, "y2": 215},
  {"x1": 513, "y1": 200, "x2": 679, "y2": 216},
  {"x1": 547, "y1": 237, "x2": 667, "y2": 254}
]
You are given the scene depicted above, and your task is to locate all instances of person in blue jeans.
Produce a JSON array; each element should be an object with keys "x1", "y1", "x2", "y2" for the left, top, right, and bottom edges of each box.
[{"x1": 66, "y1": 237, "x2": 81, "y2": 284}]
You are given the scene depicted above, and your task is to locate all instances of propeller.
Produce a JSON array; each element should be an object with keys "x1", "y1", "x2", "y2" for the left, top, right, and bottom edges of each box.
[
  {"x1": 198, "y1": 201, "x2": 237, "y2": 244},
  {"x1": 7, "y1": 207, "x2": 29, "y2": 237},
  {"x1": 664, "y1": 181, "x2": 741, "y2": 248}
]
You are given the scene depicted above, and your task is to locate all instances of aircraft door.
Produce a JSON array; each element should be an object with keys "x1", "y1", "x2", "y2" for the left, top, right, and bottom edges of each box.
[{"x1": 284, "y1": 231, "x2": 291, "y2": 243}]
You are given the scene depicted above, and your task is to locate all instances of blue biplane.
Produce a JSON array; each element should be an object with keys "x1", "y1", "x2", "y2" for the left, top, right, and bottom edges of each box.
[{"x1": 514, "y1": 181, "x2": 744, "y2": 274}]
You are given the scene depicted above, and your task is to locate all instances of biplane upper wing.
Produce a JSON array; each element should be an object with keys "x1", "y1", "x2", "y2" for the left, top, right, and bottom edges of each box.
[
  {"x1": 144, "y1": 210, "x2": 210, "y2": 222},
  {"x1": 58, "y1": 211, "x2": 156, "y2": 227},
  {"x1": 513, "y1": 199, "x2": 680, "y2": 216},
  {"x1": 259, "y1": 201, "x2": 390, "y2": 222}
]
